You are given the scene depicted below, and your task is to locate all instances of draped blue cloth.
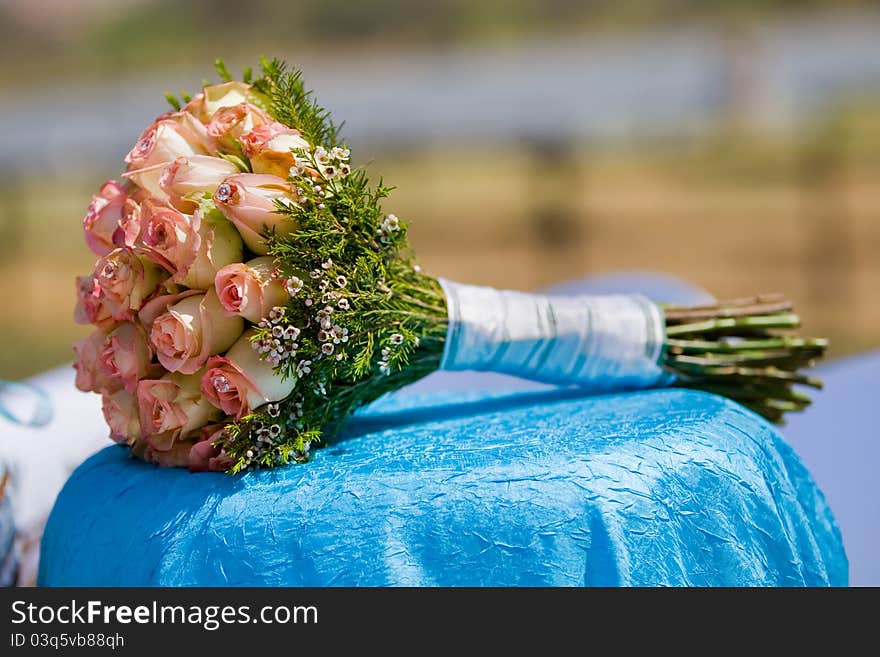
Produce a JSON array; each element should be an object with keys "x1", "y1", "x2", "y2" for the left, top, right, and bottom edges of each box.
[{"x1": 39, "y1": 388, "x2": 846, "y2": 586}]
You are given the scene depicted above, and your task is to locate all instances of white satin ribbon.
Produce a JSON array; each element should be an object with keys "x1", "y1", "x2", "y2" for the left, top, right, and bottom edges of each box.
[{"x1": 439, "y1": 279, "x2": 668, "y2": 392}]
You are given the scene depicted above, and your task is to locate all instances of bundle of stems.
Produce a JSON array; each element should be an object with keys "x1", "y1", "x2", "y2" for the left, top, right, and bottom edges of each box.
[{"x1": 662, "y1": 293, "x2": 826, "y2": 423}]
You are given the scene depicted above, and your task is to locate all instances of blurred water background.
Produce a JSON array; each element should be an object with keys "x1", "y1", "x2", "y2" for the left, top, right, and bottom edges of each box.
[{"x1": 1, "y1": 0, "x2": 879, "y2": 378}]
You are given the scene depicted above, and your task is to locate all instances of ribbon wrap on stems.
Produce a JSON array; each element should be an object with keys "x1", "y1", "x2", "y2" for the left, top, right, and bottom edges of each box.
[{"x1": 439, "y1": 280, "x2": 670, "y2": 391}]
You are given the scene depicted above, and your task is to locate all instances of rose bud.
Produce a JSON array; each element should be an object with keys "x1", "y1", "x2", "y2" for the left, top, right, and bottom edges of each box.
[
  {"x1": 214, "y1": 256, "x2": 289, "y2": 323},
  {"x1": 94, "y1": 248, "x2": 166, "y2": 321},
  {"x1": 158, "y1": 155, "x2": 239, "y2": 213},
  {"x1": 201, "y1": 329, "x2": 297, "y2": 420},
  {"x1": 206, "y1": 102, "x2": 272, "y2": 151},
  {"x1": 96, "y1": 322, "x2": 158, "y2": 395},
  {"x1": 213, "y1": 174, "x2": 297, "y2": 255},
  {"x1": 189, "y1": 423, "x2": 235, "y2": 472},
  {"x1": 149, "y1": 288, "x2": 244, "y2": 375},
  {"x1": 74, "y1": 274, "x2": 115, "y2": 331},
  {"x1": 123, "y1": 112, "x2": 213, "y2": 198},
  {"x1": 137, "y1": 370, "x2": 221, "y2": 453},
  {"x1": 82, "y1": 180, "x2": 127, "y2": 256},
  {"x1": 138, "y1": 201, "x2": 243, "y2": 290},
  {"x1": 72, "y1": 330, "x2": 117, "y2": 394},
  {"x1": 101, "y1": 389, "x2": 141, "y2": 445},
  {"x1": 185, "y1": 81, "x2": 252, "y2": 122},
  {"x1": 240, "y1": 122, "x2": 310, "y2": 178}
]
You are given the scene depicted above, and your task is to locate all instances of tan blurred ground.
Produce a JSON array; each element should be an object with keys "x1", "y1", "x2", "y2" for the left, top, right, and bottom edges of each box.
[{"x1": 2, "y1": 126, "x2": 878, "y2": 379}]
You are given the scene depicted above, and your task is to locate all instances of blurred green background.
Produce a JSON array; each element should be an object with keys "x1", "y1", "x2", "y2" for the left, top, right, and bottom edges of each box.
[{"x1": 1, "y1": 0, "x2": 879, "y2": 379}]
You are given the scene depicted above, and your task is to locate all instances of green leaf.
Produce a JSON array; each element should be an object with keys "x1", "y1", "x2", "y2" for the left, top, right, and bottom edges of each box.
[{"x1": 214, "y1": 58, "x2": 233, "y2": 82}]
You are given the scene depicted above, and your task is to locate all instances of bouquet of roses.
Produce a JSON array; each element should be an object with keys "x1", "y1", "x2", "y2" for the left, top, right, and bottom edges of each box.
[{"x1": 74, "y1": 59, "x2": 827, "y2": 473}]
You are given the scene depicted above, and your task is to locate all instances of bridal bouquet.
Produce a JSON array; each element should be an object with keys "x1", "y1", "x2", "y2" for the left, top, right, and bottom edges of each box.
[{"x1": 74, "y1": 59, "x2": 827, "y2": 473}]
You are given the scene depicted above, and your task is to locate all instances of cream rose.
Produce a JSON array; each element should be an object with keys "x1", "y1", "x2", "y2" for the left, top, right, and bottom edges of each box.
[
  {"x1": 206, "y1": 102, "x2": 272, "y2": 150},
  {"x1": 138, "y1": 201, "x2": 243, "y2": 290},
  {"x1": 82, "y1": 180, "x2": 127, "y2": 256},
  {"x1": 201, "y1": 329, "x2": 296, "y2": 419},
  {"x1": 158, "y1": 155, "x2": 239, "y2": 213},
  {"x1": 96, "y1": 322, "x2": 157, "y2": 395},
  {"x1": 149, "y1": 289, "x2": 244, "y2": 374},
  {"x1": 94, "y1": 248, "x2": 166, "y2": 321},
  {"x1": 214, "y1": 256, "x2": 289, "y2": 323},
  {"x1": 213, "y1": 174, "x2": 297, "y2": 255},
  {"x1": 186, "y1": 81, "x2": 253, "y2": 122},
  {"x1": 123, "y1": 111, "x2": 213, "y2": 198},
  {"x1": 137, "y1": 370, "x2": 221, "y2": 453},
  {"x1": 101, "y1": 389, "x2": 141, "y2": 445},
  {"x1": 240, "y1": 122, "x2": 310, "y2": 178},
  {"x1": 74, "y1": 274, "x2": 115, "y2": 331},
  {"x1": 72, "y1": 330, "x2": 117, "y2": 394}
]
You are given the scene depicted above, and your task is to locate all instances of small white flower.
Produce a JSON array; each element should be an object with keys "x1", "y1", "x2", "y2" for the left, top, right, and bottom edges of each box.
[
  {"x1": 314, "y1": 146, "x2": 330, "y2": 165},
  {"x1": 335, "y1": 353, "x2": 343, "y2": 361},
  {"x1": 321, "y1": 258, "x2": 333, "y2": 270},
  {"x1": 381, "y1": 347, "x2": 391, "y2": 359},
  {"x1": 317, "y1": 329, "x2": 330, "y2": 342},
  {"x1": 305, "y1": 298, "x2": 313, "y2": 307},
  {"x1": 284, "y1": 326, "x2": 301, "y2": 341},
  {"x1": 321, "y1": 343, "x2": 335, "y2": 355},
  {"x1": 310, "y1": 269, "x2": 322, "y2": 279},
  {"x1": 286, "y1": 276, "x2": 304, "y2": 296},
  {"x1": 317, "y1": 203, "x2": 326, "y2": 210},
  {"x1": 331, "y1": 325, "x2": 349, "y2": 344},
  {"x1": 390, "y1": 333, "x2": 404, "y2": 345},
  {"x1": 335, "y1": 275, "x2": 347, "y2": 288},
  {"x1": 267, "y1": 404, "x2": 280, "y2": 418},
  {"x1": 413, "y1": 264, "x2": 422, "y2": 273},
  {"x1": 378, "y1": 361, "x2": 391, "y2": 376},
  {"x1": 337, "y1": 298, "x2": 350, "y2": 311},
  {"x1": 268, "y1": 306, "x2": 286, "y2": 323},
  {"x1": 382, "y1": 214, "x2": 400, "y2": 233},
  {"x1": 269, "y1": 424, "x2": 281, "y2": 438},
  {"x1": 272, "y1": 325, "x2": 284, "y2": 338},
  {"x1": 296, "y1": 360, "x2": 312, "y2": 378}
]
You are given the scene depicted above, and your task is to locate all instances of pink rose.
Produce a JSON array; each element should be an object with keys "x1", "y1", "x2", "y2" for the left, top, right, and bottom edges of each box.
[
  {"x1": 241, "y1": 122, "x2": 309, "y2": 178},
  {"x1": 137, "y1": 200, "x2": 242, "y2": 289},
  {"x1": 72, "y1": 330, "x2": 117, "y2": 394},
  {"x1": 213, "y1": 174, "x2": 297, "y2": 254},
  {"x1": 201, "y1": 329, "x2": 297, "y2": 420},
  {"x1": 74, "y1": 274, "x2": 115, "y2": 331},
  {"x1": 158, "y1": 155, "x2": 239, "y2": 213},
  {"x1": 188, "y1": 423, "x2": 235, "y2": 472},
  {"x1": 101, "y1": 389, "x2": 141, "y2": 445},
  {"x1": 82, "y1": 180, "x2": 127, "y2": 256},
  {"x1": 206, "y1": 102, "x2": 272, "y2": 150},
  {"x1": 96, "y1": 322, "x2": 157, "y2": 395},
  {"x1": 149, "y1": 289, "x2": 244, "y2": 374},
  {"x1": 94, "y1": 248, "x2": 165, "y2": 320},
  {"x1": 123, "y1": 112, "x2": 213, "y2": 198},
  {"x1": 214, "y1": 256, "x2": 289, "y2": 323},
  {"x1": 137, "y1": 371, "x2": 221, "y2": 453}
]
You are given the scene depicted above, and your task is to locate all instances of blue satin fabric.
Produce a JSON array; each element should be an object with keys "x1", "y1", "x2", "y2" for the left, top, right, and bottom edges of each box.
[{"x1": 39, "y1": 388, "x2": 846, "y2": 586}]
